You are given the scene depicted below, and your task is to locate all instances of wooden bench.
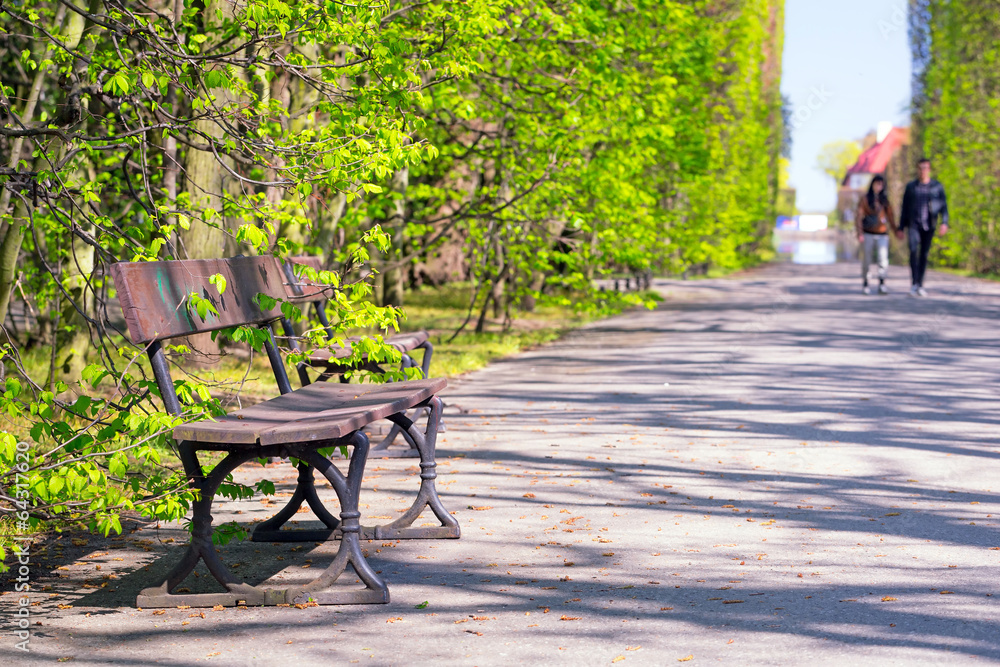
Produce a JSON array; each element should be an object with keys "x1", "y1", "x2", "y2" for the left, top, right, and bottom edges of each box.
[
  {"x1": 277, "y1": 257, "x2": 435, "y2": 458},
  {"x1": 111, "y1": 256, "x2": 459, "y2": 608}
]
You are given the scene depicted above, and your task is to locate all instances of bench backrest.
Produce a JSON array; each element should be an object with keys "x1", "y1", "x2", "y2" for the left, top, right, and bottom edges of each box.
[
  {"x1": 280, "y1": 256, "x2": 333, "y2": 304},
  {"x1": 110, "y1": 256, "x2": 285, "y2": 345},
  {"x1": 111, "y1": 256, "x2": 294, "y2": 416}
]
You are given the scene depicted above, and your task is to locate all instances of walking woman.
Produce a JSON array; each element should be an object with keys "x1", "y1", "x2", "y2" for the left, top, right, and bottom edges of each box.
[{"x1": 855, "y1": 174, "x2": 898, "y2": 295}]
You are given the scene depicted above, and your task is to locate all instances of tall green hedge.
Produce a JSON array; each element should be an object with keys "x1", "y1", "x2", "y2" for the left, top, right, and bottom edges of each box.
[{"x1": 911, "y1": 0, "x2": 1000, "y2": 274}]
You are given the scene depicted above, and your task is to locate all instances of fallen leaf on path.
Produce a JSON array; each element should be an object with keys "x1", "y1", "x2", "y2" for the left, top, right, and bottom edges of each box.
[
  {"x1": 678, "y1": 656, "x2": 694, "y2": 662},
  {"x1": 560, "y1": 615, "x2": 581, "y2": 621}
]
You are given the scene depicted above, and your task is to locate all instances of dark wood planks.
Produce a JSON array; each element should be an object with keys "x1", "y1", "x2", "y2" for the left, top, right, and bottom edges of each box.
[
  {"x1": 173, "y1": 378, "x2": 447, "y2": 446},
  {"x1": 111, "y1": 256, "x2": 285, "y2": 344}
]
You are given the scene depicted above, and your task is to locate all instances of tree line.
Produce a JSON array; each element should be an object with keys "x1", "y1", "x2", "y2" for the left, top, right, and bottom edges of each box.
[
  {"x1": 910, "y1": 0, "x2": 1000, "y2": 274},
  {"x1": 0, "y1": 0, "x2": 785, "y2": 548}
]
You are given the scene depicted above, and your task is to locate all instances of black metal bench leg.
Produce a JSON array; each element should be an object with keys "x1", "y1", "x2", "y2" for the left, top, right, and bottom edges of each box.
[
  {"x1": 368, "y1": 342, "x2": 436, "y2": 456},
  {"x1": 251, "y1": 462, "x2": 341, "y2": 543},
  {"x1": 368, "y1": 354, "x2": 419, "y2": 457},
  {"x1": 416, "y1": 340, "x2": 433, "y2": 380},
  {"x1": 138, "y1": 436, "x2": 388, "y2": 608},
  {"x1": 369, "y1": 422, "x2": 419, "y2": 457},
  {"x1": 137, "y1": 444, "x2": 277, "y2": 608},
  {"x1": 364, "y1": 396, "x2": 460, "y2": 540},
  {"x1": 292, "y1": 433, "x2": 389, "y2": 605},
  {"x1": 416, "y1": 341, "x2": 445, "y2": 434}
]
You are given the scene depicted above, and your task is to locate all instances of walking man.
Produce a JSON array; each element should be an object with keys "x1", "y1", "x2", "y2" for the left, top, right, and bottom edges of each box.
[{"x1": 898, "y1": 158, "x2": 949, "y2": 296}]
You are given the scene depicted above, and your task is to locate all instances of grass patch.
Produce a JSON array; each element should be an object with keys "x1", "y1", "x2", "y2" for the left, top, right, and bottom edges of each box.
[
  {"x1": 416, "y1": 329, "x2": 568, "y2": 378},
  {"x1": 397, "y1": 282, "x2": 658, "y2": 377},
  {"x1": 934, "y1": 266, "x2": 1000, "y2": 283}
]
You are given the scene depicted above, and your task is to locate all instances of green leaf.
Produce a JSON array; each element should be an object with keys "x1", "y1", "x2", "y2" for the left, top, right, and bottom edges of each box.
[
  {"x1": 253, "y1": 293, "x2": 277, "y2": 311},
  {"x1": 209, "y1": 273, "x2": 227, "y2": 295}
]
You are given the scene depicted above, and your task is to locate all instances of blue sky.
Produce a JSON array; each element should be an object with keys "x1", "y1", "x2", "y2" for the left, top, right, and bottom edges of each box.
[{"x1": 781, "y1": 0, "x2": 912, "y2": 212}]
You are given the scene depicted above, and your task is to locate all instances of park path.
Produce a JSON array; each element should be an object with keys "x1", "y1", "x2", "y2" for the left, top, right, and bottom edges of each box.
[{"x1": 8, "y1": 262, "x2": 1000, "y2": 665}]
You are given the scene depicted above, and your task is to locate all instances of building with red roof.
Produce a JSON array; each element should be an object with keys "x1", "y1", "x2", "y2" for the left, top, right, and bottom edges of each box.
[{"x1": 837, "y1": 123, "x2": 913, "y2": 227}]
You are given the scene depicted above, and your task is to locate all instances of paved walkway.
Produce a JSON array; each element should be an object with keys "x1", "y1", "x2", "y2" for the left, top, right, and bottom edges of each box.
[{"x1": 6, "y1": 263, "x2": 1000, "y2": 665}]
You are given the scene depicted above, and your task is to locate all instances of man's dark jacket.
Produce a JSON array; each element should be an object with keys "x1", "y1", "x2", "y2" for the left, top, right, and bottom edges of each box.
[{"x1": 899, "y1": 179, "x2": 949, "y2": 230}]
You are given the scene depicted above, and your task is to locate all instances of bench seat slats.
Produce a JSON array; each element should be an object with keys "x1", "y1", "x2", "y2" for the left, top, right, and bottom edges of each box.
[{"x1": 173, "y1": 378, "x2": 446, "y2": 446}]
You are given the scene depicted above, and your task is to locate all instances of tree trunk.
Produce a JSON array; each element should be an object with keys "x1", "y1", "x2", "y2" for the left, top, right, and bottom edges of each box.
[
  {"x1": 381, "y1": 165, "x2": 408, "y2": 307},
  {"x1": 161, "y1": 0, "x2": 184, "y2": 256},
  {"x1": 0, "y1": 5, "x2": 71, "y2": 325},
  {"x1": 178, "y1": 0, "x2": 241, "y2": 260}
]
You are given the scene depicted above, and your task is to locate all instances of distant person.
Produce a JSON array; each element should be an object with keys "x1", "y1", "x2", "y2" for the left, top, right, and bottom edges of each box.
[
  {"x1": 855, "y1": 174, "x2": 897, "y2": 295},
  {"x1": 899, "y1": 158, "x2": 949, "y2": 296}
]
